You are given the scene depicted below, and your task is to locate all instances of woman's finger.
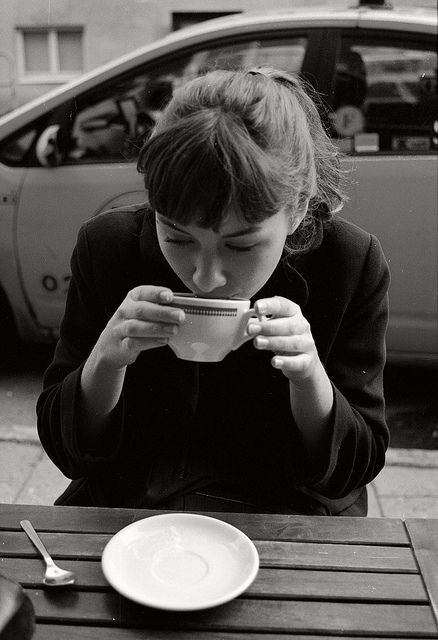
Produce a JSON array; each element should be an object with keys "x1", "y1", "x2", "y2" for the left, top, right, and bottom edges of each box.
[
  {"x1": 120, "y1": 336, "x2": 169, "y2": 355},
  {"x1": 120, "y1": 299, "x2": 184, "y2": 325},
  {"x1": 250, "y1": 314, "x2": 309, "y2": 337},
  {"x1": 254, "y1": 334, "x2": 314, "y2": 354},
  {"x1": 119, "y1": 319, "x2": 179, "y2": 339},
  {"x1": 129, "y1": 285, "x2": 173, "y2": 303},
  {"x1": 255, "y1": 296, "x2": 300, "y2": 318},
  {"x1": 271, "y1": 352, "x2": 312, "y2": 374}
]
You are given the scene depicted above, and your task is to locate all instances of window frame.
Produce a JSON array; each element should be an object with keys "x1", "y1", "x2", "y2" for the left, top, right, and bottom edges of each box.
[{"x1": 16, "y1": 26, "x2": 83, "y2": 84}]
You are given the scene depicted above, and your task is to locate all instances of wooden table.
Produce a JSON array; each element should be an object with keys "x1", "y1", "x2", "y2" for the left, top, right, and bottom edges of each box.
[{"x1": 1, "y1": 504, "x2": 437, "y2": 639}]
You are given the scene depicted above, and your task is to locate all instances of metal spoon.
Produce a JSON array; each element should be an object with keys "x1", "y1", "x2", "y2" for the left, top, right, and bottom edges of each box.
[{"x1": 20, "y1": 519, "x2": 76, "y2": 587}]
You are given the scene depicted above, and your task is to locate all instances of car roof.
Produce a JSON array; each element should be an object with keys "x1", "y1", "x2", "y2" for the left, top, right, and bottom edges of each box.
[
  {"x1": 0, "y1": 3, "x2": 436, "y2": 136},
  {"x1": 190, "y1": 5, "x2": 437, "y2": 33}
]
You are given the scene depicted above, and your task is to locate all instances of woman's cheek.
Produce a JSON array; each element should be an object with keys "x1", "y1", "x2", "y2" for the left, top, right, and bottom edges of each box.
[
  {"x1": 248, "y1": 248, "x2": 283, "y2": 292},
  {"x1": 159, "y1": 243, "x2": 193, "y2": 281}
]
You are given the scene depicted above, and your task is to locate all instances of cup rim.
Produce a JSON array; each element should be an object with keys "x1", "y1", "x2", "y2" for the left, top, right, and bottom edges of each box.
[{"x1": 171, "y1": 292, "x2": 249, "y2": 305}]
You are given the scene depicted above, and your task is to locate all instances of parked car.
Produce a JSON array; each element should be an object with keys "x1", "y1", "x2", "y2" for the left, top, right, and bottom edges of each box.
[{"x1": 0, "y1": 2, "x2": 436, "y2": 364}]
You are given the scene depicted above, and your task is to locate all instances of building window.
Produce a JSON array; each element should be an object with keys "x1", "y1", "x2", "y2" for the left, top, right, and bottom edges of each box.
[{"x1": 16, "y1": 28, "x2": 83, "y2": 82}]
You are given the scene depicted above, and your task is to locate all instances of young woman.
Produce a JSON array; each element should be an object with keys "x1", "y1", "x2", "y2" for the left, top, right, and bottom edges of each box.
[{"x1": 37, "y1": 67, "x2": 390, "y2": 515}]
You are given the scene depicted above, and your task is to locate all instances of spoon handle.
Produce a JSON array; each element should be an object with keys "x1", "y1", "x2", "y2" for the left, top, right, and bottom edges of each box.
[{"x1": 20, "y1": 519, "x2": 55, "y2": 567}]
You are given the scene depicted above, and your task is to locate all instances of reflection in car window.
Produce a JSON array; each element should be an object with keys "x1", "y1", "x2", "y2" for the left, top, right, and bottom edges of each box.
[
  {"x1": 66, "y1": 37, "x2": 308, "y2": 165},
  {"x1": 0, "y1": 126, "x2": 37, "y2": 165},
  {"x1": 68, "y1": 73, "x2": 175, "y2": 163},
  {"x1": 197, "y1": 38, "x2": 307, "y2": 74},
  {"x1": 330, "y1": 37, "x2": 437, "y2": 154}
]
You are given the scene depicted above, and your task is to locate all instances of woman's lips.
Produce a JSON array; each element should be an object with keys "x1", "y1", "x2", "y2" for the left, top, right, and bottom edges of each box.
[
  {"x1": 194, "y1": 294, "x2": 241, "y2": 299},
  {"x1": 189, "y1": 289, "x2": 240, "y2": 299}
]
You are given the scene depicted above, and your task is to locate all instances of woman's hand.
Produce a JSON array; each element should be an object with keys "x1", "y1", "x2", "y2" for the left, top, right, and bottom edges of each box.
[
  {"x1": 78, "y1": 286, "x2": 184, "y2": 444},
  {"x1": 248, "y1": 296, "x2": 333, "y2": 454},
  {"x1": 95, "y1": 286, "x2": 184, "y2": 370},
  {"x1": 248, "y1": 296, "x2": 320, "y2": 386}
]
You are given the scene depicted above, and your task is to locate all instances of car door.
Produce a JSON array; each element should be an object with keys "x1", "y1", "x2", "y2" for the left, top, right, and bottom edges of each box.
[
  {"x1": 324, "y1": 27, "x2": 437, "y2": 363},
  {"x1": 12, "y1": 73, "x2": 155, "y2": 333},
  {"x1": 11, "y1": 32, "x2": 318, "y2": 337}
]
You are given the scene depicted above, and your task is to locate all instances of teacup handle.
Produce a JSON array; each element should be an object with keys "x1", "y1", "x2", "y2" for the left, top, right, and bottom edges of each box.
[{"x1": 233, "y1": 309, "x2": 265, "y2": 351}]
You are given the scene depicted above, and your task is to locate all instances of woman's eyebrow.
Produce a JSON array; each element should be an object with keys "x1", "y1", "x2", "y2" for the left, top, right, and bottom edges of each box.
[
  {"x1": 156, "y1": 216, "x2": 191, "y2": 235},
  {"x1": 157, "y1": 213, "x2": 261, "y2": 238}
]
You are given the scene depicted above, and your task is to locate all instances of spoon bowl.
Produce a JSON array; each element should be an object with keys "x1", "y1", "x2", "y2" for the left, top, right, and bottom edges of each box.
[
  {"x1": 20, "y1": 519, "x2": 76, "y2": 587},
  {"x1": 43, "y1": 564, "x2": 75, "y2": 587}
]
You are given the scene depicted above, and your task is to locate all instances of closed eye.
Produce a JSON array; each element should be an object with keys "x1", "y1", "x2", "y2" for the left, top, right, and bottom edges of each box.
[
  {"x1": 227, "y1": 244, "x2": 256, "y2": 252},
  {"x1": 165, "y1": 237, "x2": 256, "y2": 252},
  {"x1": 164, "y1": 237, "x2": 192, "y2": 245}
]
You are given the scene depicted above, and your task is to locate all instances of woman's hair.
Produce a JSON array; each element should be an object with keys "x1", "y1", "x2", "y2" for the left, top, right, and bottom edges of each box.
[{"x1": 137, "y1": 67, "x2": 346, "y2": 253}]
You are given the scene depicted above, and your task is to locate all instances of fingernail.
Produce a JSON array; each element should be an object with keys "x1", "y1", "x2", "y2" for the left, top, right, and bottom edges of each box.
[
  {"x1": 165, "y1": 325, "x2": 178, "y2": 335},
  {"x1": 256, "y1": 336, "x2": 268, "y2": 347},
  {"x1": 256, "y1": 302, "x2": 266, "y2": 315},
  {"x1": 273, "y1": 357, "x2": 283, "y2": 368},
  {"x1": 159, "y1": 290, "x2": 172, "y2": 302},
  {"x1": 247, "y1": 323, "x2": 261, "y2": 335},
  {"x1": 172, "y1": 310, "x2": 184, "y2": 323}
]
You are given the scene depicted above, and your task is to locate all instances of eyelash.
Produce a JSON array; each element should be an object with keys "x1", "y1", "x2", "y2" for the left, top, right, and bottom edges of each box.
[{"x1": 164, "y1": 238, "x2": 256, "y2": 252}]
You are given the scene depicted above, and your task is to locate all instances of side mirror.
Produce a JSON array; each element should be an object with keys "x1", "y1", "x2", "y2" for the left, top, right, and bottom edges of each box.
[{"x1": 35, "y1": 125, "x2": 62, "y2": 167}]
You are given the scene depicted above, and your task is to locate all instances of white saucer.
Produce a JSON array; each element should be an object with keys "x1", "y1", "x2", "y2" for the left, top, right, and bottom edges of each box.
[{"x1": 101, "y1": 513, "x2": 259, "y2": 611}]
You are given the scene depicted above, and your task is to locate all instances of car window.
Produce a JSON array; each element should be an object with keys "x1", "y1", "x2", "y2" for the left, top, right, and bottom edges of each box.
[
  {"x1": 64, "y1": 36, "x2": 308, "y2": 165},
  {"x1": 67, "y1": 73, "x2": 174, "y2": 163},
  {"x1": 197, "y1": 38, "x2": 307, "y2": 73},
  {"x1": 0, "y1": 126, "x2": 38, "y2": 165},
  {"x1": 329, "y1": 35, "x2": 437, "y2": 154}
]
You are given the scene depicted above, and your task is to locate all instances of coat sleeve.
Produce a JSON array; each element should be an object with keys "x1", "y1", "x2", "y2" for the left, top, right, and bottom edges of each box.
[
  {"x1": 295, "y1": 233, "x2": 390, "y2": 501},
  {"x1": 36, "y1": 222, "x2": 125, "y2": 479}
]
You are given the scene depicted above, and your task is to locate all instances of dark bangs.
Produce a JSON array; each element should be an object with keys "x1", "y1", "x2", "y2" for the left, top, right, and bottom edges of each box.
[{"x1": 137, "y1": 109, "x2": 284, "y2": 231}]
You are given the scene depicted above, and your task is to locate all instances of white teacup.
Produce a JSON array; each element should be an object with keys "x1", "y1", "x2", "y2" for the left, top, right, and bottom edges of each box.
[{"x1": 168, "y1": 293, "x2": 259, "y2": 362}]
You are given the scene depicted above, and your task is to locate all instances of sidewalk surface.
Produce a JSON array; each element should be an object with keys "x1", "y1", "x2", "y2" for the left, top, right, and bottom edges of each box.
[{"x1": 1, "y1": 424, "x2": 438, "y2": 517}]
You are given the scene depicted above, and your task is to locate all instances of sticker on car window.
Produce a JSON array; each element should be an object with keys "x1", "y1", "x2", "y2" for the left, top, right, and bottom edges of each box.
[
  {"x1": 391, "y1": 137, "x2": 431, "y2": 152},
  {"x1": 330, "y1": 105, "x2": 364, "y2": 137},
  {"x1": 354, "y1": 133, "x2": 379, "y2": 153}
]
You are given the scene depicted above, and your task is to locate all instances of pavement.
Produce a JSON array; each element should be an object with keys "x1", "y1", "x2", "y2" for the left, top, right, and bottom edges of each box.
[{"x1": 1, "y1": 425, "x2": 437, "y2": 516}]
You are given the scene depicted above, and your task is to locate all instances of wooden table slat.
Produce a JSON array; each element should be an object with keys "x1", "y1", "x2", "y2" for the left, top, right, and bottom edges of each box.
[
  {"x1": 25, "y1": 590, "x2": 438, "y2": 637},
  {"x1": 1, "y1": 557, "x2": 428, "y2": 602},
  {"x1": 405, "y1": 519, "x2": 438, "y2": 627},
  {"x1": 32, "y1": 624, "x2": 428, "y2": 640},
  {"x1": 0, "y1": 504, "x2": 409, "y2": 544},
  {"x1": 256, "y1": 540, "x2": 417, "y2": 572},
  {"x1": 0, "y1": 532, "x2": 418, "y2": 572}
]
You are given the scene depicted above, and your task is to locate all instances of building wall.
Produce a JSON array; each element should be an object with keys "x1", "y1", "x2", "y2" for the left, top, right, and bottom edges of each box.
[
  {"x1": 0, "y1": 0, "x2": 436, "y2": 114},
  {"x1": 0, "y1": 0, "x2": 166, "y2": 113}
]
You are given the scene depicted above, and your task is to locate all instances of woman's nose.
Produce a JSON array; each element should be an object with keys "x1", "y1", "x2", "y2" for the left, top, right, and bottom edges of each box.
[{"x1": 192, "y1": 253, "x2": 227, "y2": 293}]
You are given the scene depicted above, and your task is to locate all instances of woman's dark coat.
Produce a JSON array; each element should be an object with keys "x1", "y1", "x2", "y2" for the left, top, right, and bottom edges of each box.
[{"x1": 37, "y1": 205, "x2": 390, "y2": 515}]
